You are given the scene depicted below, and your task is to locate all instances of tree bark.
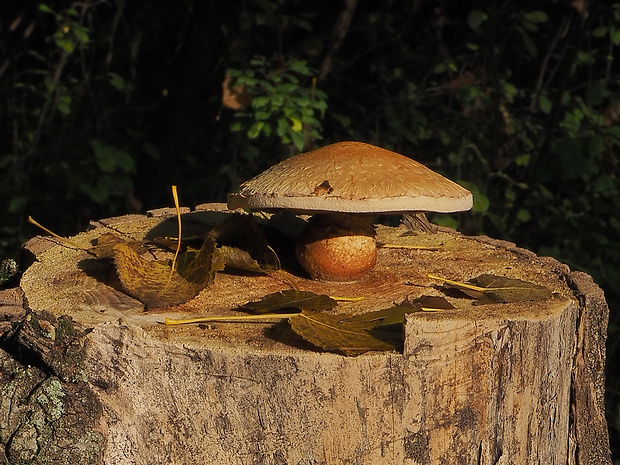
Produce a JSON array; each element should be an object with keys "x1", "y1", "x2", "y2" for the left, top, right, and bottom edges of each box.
[{"x1": 0, "y1": 203, "x2": 611, "y2": 464}]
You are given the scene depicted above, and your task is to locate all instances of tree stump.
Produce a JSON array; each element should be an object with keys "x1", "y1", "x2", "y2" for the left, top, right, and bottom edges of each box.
[{"x1": 1, "y1": 203, "x2": 611, "y2": 464}]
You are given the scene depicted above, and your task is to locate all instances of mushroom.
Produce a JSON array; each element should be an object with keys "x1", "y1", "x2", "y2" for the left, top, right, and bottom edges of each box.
[{"x1": 227, "y1": 141, "x2": 473, "y2": 281}]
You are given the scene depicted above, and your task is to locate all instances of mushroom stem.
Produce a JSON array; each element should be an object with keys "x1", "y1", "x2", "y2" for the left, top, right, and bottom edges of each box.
[{"x1": 295, "y1": 213, "x2": 377, "y2": 282}]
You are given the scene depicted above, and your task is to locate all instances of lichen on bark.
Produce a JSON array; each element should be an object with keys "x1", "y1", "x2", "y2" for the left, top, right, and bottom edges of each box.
[{"x1": 0, "y1": 300, "x2": 106, "y2": 465}]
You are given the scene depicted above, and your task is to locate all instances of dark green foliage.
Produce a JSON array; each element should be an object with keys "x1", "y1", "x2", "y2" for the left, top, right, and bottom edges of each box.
[{"x1": 1, "y1": 0, "x2": 619, "y2": 457}]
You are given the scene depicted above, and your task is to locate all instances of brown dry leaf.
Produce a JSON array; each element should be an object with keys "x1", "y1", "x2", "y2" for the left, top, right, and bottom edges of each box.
[
  {"x1": 290, "y1": 296, "x2": 452, "y2": 355},
  {"x1": 289, "y1": 310, "x2": 396, "y2": 356},
  {"x1": 444, "y1": 71, "x2": 478, "y2": 90},
  {"x1": 352, "y1": 295, "x2": 454, "y2": 328},
  {"x1": 413, "y1": 294, "x2": 456, "y2": 310},
  {"x1": 89, "y1": 233, "x2": 182, "y2": 259},
  {"x1": 230, "y1": 290, "x2": 399, "y2": 355},
  {"x1": 222, "y1": 74, "x2": 252, "y2": 110},
  {"x1": 570, "y1": 0, "x2": 588, "y2": 18},
  {"x1": 429, "y1": 273, "x2": 552, "y2": 303},
  {"x1": 89, "y1": 233, "x2": 144, "y2": 259},
  {"x1": 210, "y1": 214, "x2": 281, "y2": 272},
  {"x1": 239, "y1": 289, "x2": 337, "y2": 315},
  {"x1": 176, "y1": 238, "x2": 226, "y2": 285},
  {"x1": 470, "y1": 274, "x2": 552, "y2": 303},
  {"x1": 219, "y1": 246, "x2": 273, "y2": 274},
  {"x1": 113, "y1": 236, "x2": 224, "y2": 309}
]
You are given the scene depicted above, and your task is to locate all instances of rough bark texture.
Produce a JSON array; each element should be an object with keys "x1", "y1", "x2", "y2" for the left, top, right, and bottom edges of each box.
[
  {"x1": 0, "y1": 306, "x2": 106, "y2": 464},
  {"x1": 567, "y1": 271, "x2": 611, "y2": 465},
  {"x1": 0, "y1": 203, "x2": 611, "y2": 464}
]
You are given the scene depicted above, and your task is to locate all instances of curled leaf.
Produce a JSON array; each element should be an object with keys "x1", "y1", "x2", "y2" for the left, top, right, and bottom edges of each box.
[
  {"x1": 113, "y1": 236, "x2": 224, "y2": 309},
  {"x1": 176, "y1": 237, "x2": 226, "y2": 284},
  {"x1": 219, "y1": 245, "x2": 278, "y2": 274},
  {"x1": 89, "y1": 233, "x2": 142, "y2": 259},
  {"x1": 210, "y1": 214, "x2": 281, "y2": 272}
]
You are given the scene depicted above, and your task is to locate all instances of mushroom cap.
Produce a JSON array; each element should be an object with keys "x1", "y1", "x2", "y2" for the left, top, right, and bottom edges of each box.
[{"x1": 227, "y1": 141, "x2": 473, "y2": 214}]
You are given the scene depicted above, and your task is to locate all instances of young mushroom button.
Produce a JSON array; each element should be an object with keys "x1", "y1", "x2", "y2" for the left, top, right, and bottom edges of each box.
[{"x1": 227, "y1": 141, "x2": 473, "y2": 281}]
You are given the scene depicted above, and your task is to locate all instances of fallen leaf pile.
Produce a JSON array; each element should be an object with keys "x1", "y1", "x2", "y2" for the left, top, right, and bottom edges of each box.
[
  {"x1": 166, "y1": 289, "x2": 422, "y2": 355},
  {"x1": 83, "y1": 213, "x2": 555, "y2": 354}
]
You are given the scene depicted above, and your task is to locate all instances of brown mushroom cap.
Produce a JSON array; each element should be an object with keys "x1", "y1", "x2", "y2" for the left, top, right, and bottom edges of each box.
[{"x1": 228, "y1": 141, "x2": 473, "y2": 214}]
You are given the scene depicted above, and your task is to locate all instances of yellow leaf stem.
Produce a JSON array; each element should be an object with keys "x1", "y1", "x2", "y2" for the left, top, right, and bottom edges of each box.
[
  {"x1": 379, "y1": 243, "x2": 441, "y2": 250},
  {"x1": 28, "y1": 216, "x2": 84, "y2": 250},
  {"x1": 164, "y1": 312, "x2": 301, "y2": 325},
  {"x1": 168, "y1": 185, "x2": 182, "y2": 284},
  {"x1": 329, "y1": 296, "x2": 365, "y2": 302},
  {"x1": 427, "y1": 273, "x2": 487, "y2": 292}
]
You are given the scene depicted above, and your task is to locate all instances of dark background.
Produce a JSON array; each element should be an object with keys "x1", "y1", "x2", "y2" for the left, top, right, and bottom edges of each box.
[{"x1": 1, "y1": 0, "x2": 619, "y2": 459}]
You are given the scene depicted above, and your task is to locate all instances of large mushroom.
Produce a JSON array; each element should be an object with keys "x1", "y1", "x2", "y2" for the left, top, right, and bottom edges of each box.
[{"x1": 227, "y1": 141, "x2": 473, "y2": 281}]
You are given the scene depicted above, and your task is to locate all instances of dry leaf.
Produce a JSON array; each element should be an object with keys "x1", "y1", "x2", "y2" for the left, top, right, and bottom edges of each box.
[
  {"x1": 239, "y1": 290, "x2": 337, "y2": 315},
  {"x1": 469, "y1": 274, "x2": 552, "y2": 303},
  {"x1": 222, "y1": 73, "x2": 253, "y2": 110},
  {"x1": 289, "y1": 310, "x2": 395, "y2": 356},
  {"x1": 113, "y1": 236, "x2": 224, "y2": 309},
  {"x1": 429, "y1": 273, "x2": 552, "y2": 303},
  {"x1": 413, "y1": 294, "x2": 456, "y2": 310},
  {"x1": 287, "y1": 296, "x2": 451, "y2": 356},
  {"x1": 354, "y1": 296, "x2": 455, "y2": 328},
  {"x1": 219, "y1": 245, "x2": 273, "y2": 274},
  {"x1": 210, "y1": 214, "x2": 281, "y2": 272},
  {"x1": 282, "y1": 293, "x2": 452, "y2": 355},
  {"x1": 30, "y1": 211, "x2": 230, "y2": 310},
  {"x1": 176, "y1": 237, "x2": 226, "y2": 285},
  {"x1": 89, "y1": 233, "x2": 145, "y2": 259}
]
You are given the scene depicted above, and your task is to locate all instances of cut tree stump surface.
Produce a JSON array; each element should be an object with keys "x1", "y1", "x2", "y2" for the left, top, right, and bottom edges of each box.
[{"x1": 2, "y1": 203, "x2": 611, "y2": 465}]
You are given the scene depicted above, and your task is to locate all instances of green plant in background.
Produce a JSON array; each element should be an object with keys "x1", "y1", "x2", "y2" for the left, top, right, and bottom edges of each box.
[
  {"x1": 1, "y1": 2, "x2": 93, "y2": 257},
  {"x1": 227, "y1": 56, "x2": 327, "y2": 153},
  {"x1": 218, "y1": 0, "x2": 328, "y2": 188},
  {"x1": 0, "y1": 259, "x2": 18, "y2": 286},
  {"x1": 79, "y1": 139, "x2": 136, "y2": 204},
  {"x1": 1, "y1": 0, "x2": 140, "y2": 257},
  {"x1": 38, "y1": 3, "x2": 90, "y2": 53}
]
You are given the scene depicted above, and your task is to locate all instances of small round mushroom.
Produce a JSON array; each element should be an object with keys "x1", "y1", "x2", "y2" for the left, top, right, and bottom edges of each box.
[{"x1": 227, "y1": 141, "x2": 473, "y2": 281}]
